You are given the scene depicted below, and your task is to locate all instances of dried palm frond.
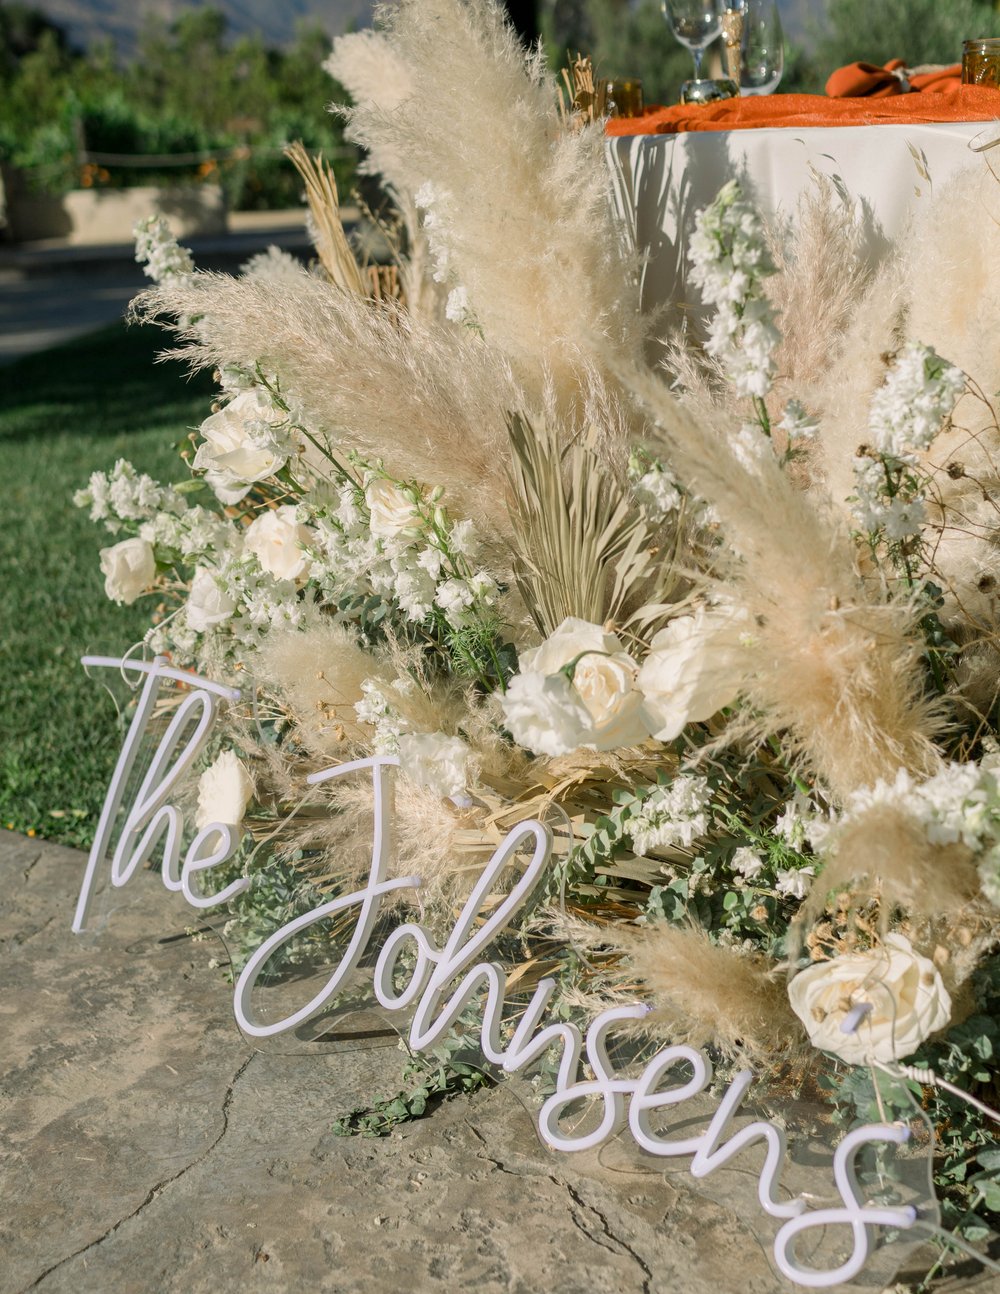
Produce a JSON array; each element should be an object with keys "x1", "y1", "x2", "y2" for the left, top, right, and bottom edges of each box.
[
  {"x1": 284, "y1": 141, "x2": 366, "y2": 296},
  {"x1": 506, "y1": 412, "x2": 656, "y2": 636}
]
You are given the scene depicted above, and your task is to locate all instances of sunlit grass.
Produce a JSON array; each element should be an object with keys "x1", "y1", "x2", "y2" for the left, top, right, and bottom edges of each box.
[{"x1": 0, "y1": 323, "x2": 214, "y2": 846}]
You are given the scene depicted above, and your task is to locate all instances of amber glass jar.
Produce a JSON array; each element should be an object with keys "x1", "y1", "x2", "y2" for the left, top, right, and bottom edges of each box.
[
  {"x1": 596, "y1": 78, "x2": 645, "y2": 118},
  {"x1": 963, "y1": 39, "x2": 1000, "y2": 88}
]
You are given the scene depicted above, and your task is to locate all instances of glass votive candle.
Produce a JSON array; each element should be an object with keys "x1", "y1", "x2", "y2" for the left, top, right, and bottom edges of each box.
[
  {"x1": 963, "y1": 38, "x2": 1000, "y2": 88},
  {"x1": 596, "y1": 78, "x2": 644, "y2": 119}
]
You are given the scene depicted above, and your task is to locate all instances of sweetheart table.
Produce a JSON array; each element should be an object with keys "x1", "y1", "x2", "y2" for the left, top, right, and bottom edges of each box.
[{"x1": 606, "y1": 119, "x2": 997, "y2": 321}]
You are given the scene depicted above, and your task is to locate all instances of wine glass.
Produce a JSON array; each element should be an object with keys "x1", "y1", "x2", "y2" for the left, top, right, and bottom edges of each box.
[
  {"x1": 739, "y1": 0, "x2": 784, "y2": 95},
  {"x1": 661, "y1": 0, "x2": 723, "y2": 85}
]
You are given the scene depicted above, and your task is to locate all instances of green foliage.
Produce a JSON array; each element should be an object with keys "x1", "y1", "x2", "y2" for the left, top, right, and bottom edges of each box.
[
  {"x1": 331, "y1": 1051, "x2": 494, "y2": 1137},
  {"x1": 542, "y1": 0, "x2": 692, "y2": 104},
  {"x1": 0, "y1": 8, "x2": 353, "y2": 209},
  {"x1": 818, "y1": 0, "x2": 996, "y2": 71}
]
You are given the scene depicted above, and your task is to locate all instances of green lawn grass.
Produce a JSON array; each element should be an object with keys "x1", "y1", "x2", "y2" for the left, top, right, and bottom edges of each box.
[{"x1": 0, "y1": 323, "x2": 214, "y2": 847}]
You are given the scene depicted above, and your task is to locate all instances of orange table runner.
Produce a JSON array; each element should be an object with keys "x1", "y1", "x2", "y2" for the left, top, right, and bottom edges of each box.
[{"x1": 605, "y1": 84, "x2": 1000, "y2": 136}]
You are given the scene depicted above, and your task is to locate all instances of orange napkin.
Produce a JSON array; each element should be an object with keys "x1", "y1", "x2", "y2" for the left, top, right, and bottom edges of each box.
[
  {"x1": 826, "y1": 58, "x2": 962, "y2": 97},
  {"x1": 605, "y1": 85, "x2": 1000, "y2": 135}
]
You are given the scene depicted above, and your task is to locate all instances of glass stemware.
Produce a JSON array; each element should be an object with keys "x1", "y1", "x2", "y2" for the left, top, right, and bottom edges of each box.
[
  {"x1": 661, "y1": 0, "x2": 723, "y2": 84},
  {"x1": 739, "y1": 0, "x2": 784, "y2": 96}
]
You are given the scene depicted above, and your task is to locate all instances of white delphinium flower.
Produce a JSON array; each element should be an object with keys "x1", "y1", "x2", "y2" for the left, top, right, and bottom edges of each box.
[
  {"x1": 775, "y1": 865, "x2": 815, "y2": 900},
  {"x1": 689, "y1": 181, "x2": 780, "y2": 400},
  {"x1": 445, "y1": 286, "x2": 471, "y2": 324},
  {"x1": 398, "y1": 732, "x2": 472, "y2": 799},
  {"x1": 414, "y1": 181, "x2": 454, "y2": 282},
  {"x1": 355, "y1": 680, "x2": 405, "y2": 754},
  {"x1": 627, "y1": 776, "x2": 713, "y2": 856},
  {"x1": 778, "y1": 399, "x2": 819, "y2": 442},
  {"x1": 851, "y1": 343, "x2": 964, "y2": 542},
  {"x1": 240, "y1": 245, "x2": 304, "y2": 281},
  {"x1": 133, "y1": 215, "x2": 194, "y2": 282},
  {"x1": 868, "y1": 343, "x2": 964, "y2": 458},
  {"x1": 731, "y1": 846, "x2": 765, "y2": 880},
  {"x1": 843, "y1": 762, "x2": 1000, "y2": 855},
  {"x1": 74, "y1": 459, "x2": 186, "y2": 532},
  {"x1": 631, "y1": 461, "x2": 682, "y2": 522}
]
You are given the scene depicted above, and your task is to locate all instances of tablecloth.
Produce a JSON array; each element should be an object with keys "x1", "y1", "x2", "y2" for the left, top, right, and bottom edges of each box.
[{"x1": 605, "y1": 119, "x2": 999, "y2": 324}]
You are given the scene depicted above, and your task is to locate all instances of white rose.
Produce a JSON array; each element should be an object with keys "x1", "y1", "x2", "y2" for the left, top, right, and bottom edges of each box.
[
  {"x1": 788, "y1": 933, "x2": 952, "y2": 1065},
  {"x1": 99, "y1": 537, "x2": 156, "y2": 605},
  {"x1": 244, "y1": 506, "x2": 312, "y2": 581},
  {"x1": 186, "y1": 566, "x2": 236, "y2": 632},
  {"x1": 195, "y1": 750, "x2": 253, "y2": 832},
  {"x1": 398, "y1": 732, "x2": 471, "y2": 799},
  {"x1": 193, "y1": 389, "x2": 289, "y2": 504},
  {"x1": 366, "y1": 479, "x2": 418, "y2": 538},
  {"x1": 501, "y1": 617, "x2": 646, "y2": 756},
  {"x1": 637, "y1": 607, "x2": 745, "y2": 742}
]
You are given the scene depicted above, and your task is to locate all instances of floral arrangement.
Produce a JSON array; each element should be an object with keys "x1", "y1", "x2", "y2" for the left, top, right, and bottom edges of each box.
[{"x1": 76, "y1": 0, "x2": 1000, "y2": 1276}]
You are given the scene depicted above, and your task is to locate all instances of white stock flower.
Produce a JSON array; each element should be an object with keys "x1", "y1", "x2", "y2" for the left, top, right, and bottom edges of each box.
[
  {"x1": 193, "y1": 390, "x2": 291, "y2": 503},
  {"x1": 186, "y1": 567, "x2": 236, "y2": 632},
  {"x1": 195, "y1": 750, "x2": 253, "y2": 832},
  {"x1": 398, "y1": 732, "x2": 471, "y2": 799},
  {"x1": 501, "y1": 618, "x2": 646, "y2": 756},
  {"x1": 788, "y1": 933, "x2": 951, "y2": 1065},
  {"x1": 637, "y1": 607, "x2": 745, "y2": 741},
  {"x1": 244, "y1": 506, "x2": 312, "y2": 581},
  {"x1": 366, "y1": 479, "x2": 418, "y2": 539},
  {"x1": 99, "y1": 537, "x2": 156, "y2": 605}
]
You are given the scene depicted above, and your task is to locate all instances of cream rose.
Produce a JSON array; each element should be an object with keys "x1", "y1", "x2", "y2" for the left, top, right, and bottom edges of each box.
[
  {"x1": 195, "y1": 750, "x2": 253, "y2": 832},
  {"x1": 244, "y1": 506, "x2": 312, "y2": 581},
  {"x1": 366, "y1": 479, "x2": 418, "y2": 539},
  {"x1": 186, "y1": 567, "x2": 236, "y2": 632},
  {"x1": 99, "y1": 537, "x2": 156, "y2": 606},
  {"x1": 500, "y1": 617, "x2": 646, "y2": 756},
  {"x1": 193, "y1": 389, "x2": 290, "y2": 504},
  {"x1": 637, "y1": 607, "x2": 745, "y2": 741},
  {"x1": 788, "y1": 933, "x2": 952, "y2": 1065}
]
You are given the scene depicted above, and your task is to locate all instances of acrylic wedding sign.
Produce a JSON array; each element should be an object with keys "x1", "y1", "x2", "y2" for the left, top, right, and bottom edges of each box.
[{"x1": 73, "y1": 656, "x2": 940, "y2": 1290}]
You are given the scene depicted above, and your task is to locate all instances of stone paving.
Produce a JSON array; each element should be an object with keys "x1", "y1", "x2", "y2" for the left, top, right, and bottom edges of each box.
[{"x1": 1, "y1": 830, "x2": 995, "y2": 1294}]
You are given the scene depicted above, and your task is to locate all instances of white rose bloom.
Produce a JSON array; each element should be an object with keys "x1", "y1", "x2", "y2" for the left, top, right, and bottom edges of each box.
[
  {"x1": 186, "y1": 567, "x2": 236, "y2": 632},
  {"x1": 501, "y1": 617, "x2": 646, "y2": 756},
  {"x1": 99, "y1": 537, "x2": 156, "y2": 605},
  {"x1": 788, "y1": 933, "x2": 952, "y2": 1065},
  {"x1": 193, "y1": 390, "x2": 289, "y2": 504},
  {"x1": 500, "y1": 670, "x2": 594, "y2": 758},
  {"x1": 366, "y1": 479, "x2": 418, "y2": 539},
  {"x1": 244, "y1": 506, "x2": 312, "y2": 581},
  {"x1": 195, "y1": 750, "x2": 253, "y2": 832},
  {"x1": 637, "y1": 607, "x2": 746, "y2": 742},
  {"x1": 398, "y1": 732, "x2": 471, "y2": 799}
]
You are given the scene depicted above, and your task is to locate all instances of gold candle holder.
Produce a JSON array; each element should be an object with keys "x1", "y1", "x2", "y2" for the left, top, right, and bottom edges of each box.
[
  {"x1": 596, "y1": 78, "x2": 645, "y2": 119},
  {"x1": 963, "y1": 38, "x2": 1000, "y2": 88},
  {"x1": 721, "y1": 10, "x2": 745, "y2": 86}
]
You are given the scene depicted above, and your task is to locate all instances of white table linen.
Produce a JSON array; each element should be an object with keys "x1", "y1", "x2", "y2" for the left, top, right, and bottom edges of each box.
[{"x1": 607, "y1": 121, "x2": 997, "y2": 320}]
